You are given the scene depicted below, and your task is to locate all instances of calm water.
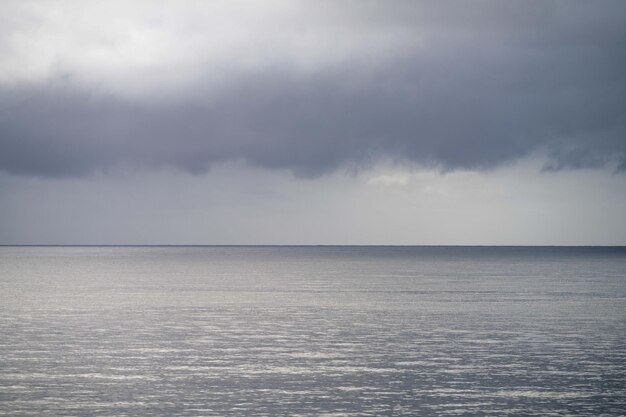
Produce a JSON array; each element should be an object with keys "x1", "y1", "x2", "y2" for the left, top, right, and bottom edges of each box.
[{"x1": 1, "y1": 246, "x2": 625, "y2": 416}]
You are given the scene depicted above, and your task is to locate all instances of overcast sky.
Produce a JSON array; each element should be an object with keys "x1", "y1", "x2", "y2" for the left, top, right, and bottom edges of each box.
[{"x1": 1, "y1": 0, "x2": 625, "y2": 245}]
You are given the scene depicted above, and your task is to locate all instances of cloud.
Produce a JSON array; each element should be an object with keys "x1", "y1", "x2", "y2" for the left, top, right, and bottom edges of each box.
[{"x1": 0, "y1": 0, "x2": 625, "y2": 177}]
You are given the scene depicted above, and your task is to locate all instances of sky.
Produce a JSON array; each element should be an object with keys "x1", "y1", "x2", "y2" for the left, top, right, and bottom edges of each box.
[{"x1": 1, "y1": 0, "x2": 625, "y2": 245}]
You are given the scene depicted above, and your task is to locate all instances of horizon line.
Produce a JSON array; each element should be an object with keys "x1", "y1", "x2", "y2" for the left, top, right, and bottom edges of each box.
[{"x1": 1, "y1": 244, "x2": 625, "y2": 248}]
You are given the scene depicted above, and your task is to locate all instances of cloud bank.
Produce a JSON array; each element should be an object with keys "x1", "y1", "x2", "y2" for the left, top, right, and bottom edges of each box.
[{"x1": 1, "y1": 0, "x2": 625, "y2": 177}]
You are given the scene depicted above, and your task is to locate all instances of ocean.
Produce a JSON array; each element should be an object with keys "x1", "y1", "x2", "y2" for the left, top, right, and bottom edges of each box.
[{"x1": 1, "y1": 246, "x2": 625, "y2": 416}]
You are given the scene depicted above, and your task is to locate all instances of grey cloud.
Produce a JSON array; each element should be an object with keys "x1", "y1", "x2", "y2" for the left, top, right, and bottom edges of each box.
[{"x1": 1, "y1": 1, "x2": 625, "y2": 178}]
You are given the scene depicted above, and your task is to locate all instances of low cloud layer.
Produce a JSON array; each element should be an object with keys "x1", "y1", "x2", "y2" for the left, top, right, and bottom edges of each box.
[{"x1": 1, "y1": 0, "x2": 625, "y2": 177}]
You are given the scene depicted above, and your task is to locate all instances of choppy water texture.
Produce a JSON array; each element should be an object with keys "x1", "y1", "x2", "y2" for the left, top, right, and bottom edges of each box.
[{"x1": 1, "y1": 246, "x2": 625, "y2": 416}]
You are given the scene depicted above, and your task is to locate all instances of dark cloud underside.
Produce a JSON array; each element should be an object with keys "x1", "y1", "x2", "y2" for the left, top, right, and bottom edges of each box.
[{"x1": 1, "y1": 1, "x2": 625, "y2": 177}]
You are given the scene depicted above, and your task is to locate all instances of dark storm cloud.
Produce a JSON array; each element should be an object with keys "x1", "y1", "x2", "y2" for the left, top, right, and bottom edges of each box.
[{"x1": 0, "y1": 1, "x2": 625, "y2": 177}]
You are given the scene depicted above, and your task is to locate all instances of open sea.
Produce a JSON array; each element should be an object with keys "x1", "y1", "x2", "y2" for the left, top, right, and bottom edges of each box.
[{"x1": 1, "y1": 246, "x2": 625, "y2": 416}]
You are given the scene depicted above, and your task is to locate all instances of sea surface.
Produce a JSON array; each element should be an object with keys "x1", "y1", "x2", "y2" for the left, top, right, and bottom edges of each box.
[{"x1": 1, "y1": 246, "x2": 625, "y2": 416}]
